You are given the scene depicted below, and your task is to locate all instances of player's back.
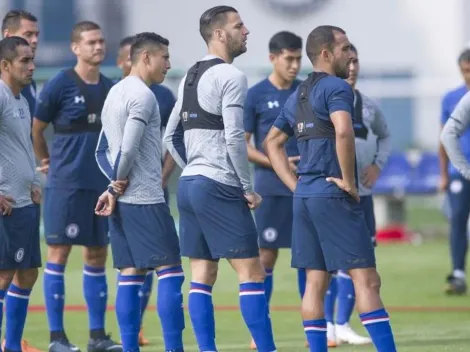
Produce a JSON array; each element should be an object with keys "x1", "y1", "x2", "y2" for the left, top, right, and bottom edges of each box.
[
  {"x1": 0, "y1": 80, "x2": 36, "y2": 207},
  {"x1": 179, "y1": 55, "x2": 247, "y2": 188},
  {"x1": 101, "y1": 76, "x2": 164, "y2": 204}
]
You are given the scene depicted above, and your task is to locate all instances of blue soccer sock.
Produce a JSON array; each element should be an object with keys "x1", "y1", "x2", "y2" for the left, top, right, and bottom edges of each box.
[
  {"x1": 44, "y1": 262, "x2": 66, "y2": 338},
  {"x1": 116, "y1": 275, "x2": 145, "y2": 352},
  {"x1": 324, "y1": 275, "x2": 338, "y2": 324},
  {"x1": 239, "y1": 282, "x2": 276, "y2": 352},
  {"x1": 83, "y1": 265, "x2": 108, "y2": 338},
  {"x1": 5, "y1": 285, "x2": 31, "y2": 351},
  {"x1": 360, "y1": 309, "x2": 397, "y2": 352},
  {"x1": 336, "y1": 271, "x2": 355, "y2": 325},
  {"x1": 303, "y1": 319, "x2": 327, "y2": 352},
  {"x1": 188, "y1": 282, "x2": 216, "y2": 352},
  {"x1": 0, "y1": 289, "x2": 5, "y2": 344},
  {"x1": 156, "y1": 266, "x2": 185, "y2": 352},
  {"x1": 264, "y1": 269, "x2": 273, "y2": 304},
  {"x1": 140, "y1": 271, "x2": 154, "y2": 321},
  {"x1": 297, "y1": 268, "x2": 306, "y2": 299}
]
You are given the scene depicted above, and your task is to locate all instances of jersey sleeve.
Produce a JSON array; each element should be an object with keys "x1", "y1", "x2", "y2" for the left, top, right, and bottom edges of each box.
[
  {"x1": 326, "y1": 79, "x2": 354, "y2": 116},
  {"x1": 273, "y1": 92, "x2": 296, "y2": 137},
  {"x1": 243, "y1": 88, "x2": 257, "y2": 133},
  {"x1": 440, "y1": 94, "x2": 451, "y2": 125},
  {"x1": 34, "y1": 74, "x2": 63, "y2": 123}
]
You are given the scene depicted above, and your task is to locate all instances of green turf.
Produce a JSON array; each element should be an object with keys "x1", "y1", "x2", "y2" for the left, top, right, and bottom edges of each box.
[{"x1": 21, "y1": 239, "x2": 470, "y2": 352}]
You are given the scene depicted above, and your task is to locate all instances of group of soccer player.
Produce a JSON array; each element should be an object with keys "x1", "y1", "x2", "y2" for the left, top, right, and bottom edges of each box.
[{"x1": 0, "y1": 4, "x2": 398, "y2": 352}]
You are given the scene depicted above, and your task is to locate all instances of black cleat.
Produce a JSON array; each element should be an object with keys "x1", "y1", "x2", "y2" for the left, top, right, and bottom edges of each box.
[
  {"x1": 444, "y1": 274, "x2": 467, "y2": 295},
  {"x1": 87, "y1": 335, "x2": 122, "y2": 352},
  {"x1": 48, "y1": 338, "x2": 81, "y2": 352}
]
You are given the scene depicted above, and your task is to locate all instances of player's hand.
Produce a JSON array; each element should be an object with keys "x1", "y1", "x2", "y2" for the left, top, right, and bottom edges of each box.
[
  {"x1": 244, "y1": 192, "x2": 263, "y2": 209},
  {"x1": 111, "y1": 179, "x2": 129, "y2": 196},
  {"x1": 439, "y1": 174, "x2": 449, "y2": 192},
  {"x1": 288, "y1": 156, "x2": 300, "y2": 173},
  {"x1": 95, "y1": 191, "x2": 116, "y2": 216},
  {"x1": 362, "y1": 164, "x2": 381, "y2": 188},
  {"x1": 326, "y1": 177, "x2": 360, "y2": 202},
  {"x1": 36, "y1": 158, "x2": 50, "y2": 174},
  {"x1": 0, "y1": 194, "x2": 14, "y2": 216},
  {"x1": 31, "y1": 186, "x2": 42, "y2": 204}
]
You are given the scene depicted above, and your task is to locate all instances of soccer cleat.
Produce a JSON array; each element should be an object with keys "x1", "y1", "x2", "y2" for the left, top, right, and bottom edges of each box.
[
  {"x1": 335, "y1": 323, "x2": 372, "y2": 345},
  {"x1": 2, "y1": 339, "x2": 44, "y2": 352},
  {"x1": 87, "y1": 335, "x2": 122, "y2": 352},
  {"x1": 327, "y1": 322, "x2": 338, "y2": 347},
  {"x1": 444, "y1": 274, "x2": 467, "y2": 295},
  {"x1": 48, "y1": 338, "x2": 81, "y2": 352},
  {"x1": 138, "y1": 330, "x2": 149, "y2": 346}
]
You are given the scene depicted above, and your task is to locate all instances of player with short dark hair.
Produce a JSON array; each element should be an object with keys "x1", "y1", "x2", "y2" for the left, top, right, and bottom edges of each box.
[
  {"x1": 164, "y1": 6, "x2": 277, "y2": 352},
  {"x1": 32, "y1": 21, "x2": 121, "y2": 352},
  {"x1": 111, "y1": 35, "x2": 178, "y2": 347},
  {"x1": 243, "y1": 30, "x2": 302, "y2": 350},
  {"x1": 95, "y1": 31, "x2": 185, "y2": 352},
  {"x1": 0, "y1": 36, "x2": 41, "y2": 352},
  {"x1": 438, "y1": 48, "x2": 470, "y2": 295},
  {"x1": 263, "y1": 25, "x2": 397, "y2": 351},
  {"x1": 2, "y1": 10, "x2": 39, "y2": 116}
]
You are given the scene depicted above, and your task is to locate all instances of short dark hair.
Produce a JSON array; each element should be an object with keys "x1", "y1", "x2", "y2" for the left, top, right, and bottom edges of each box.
[
  {"x1": 2, "y1": 10, "x2": 37, "y2": 35},
  {"x1": 350, "y1": 43, "x2": 358, "y2": 55},
  {"x1": 0, "y1": 36, "x2": 29, "y2": 62},
  {"x1": 306, "y1": 25, "x2": 346, "y2": 64},
  {"x1": 269, "y1": 31, "x2": 302, "y2": 54},
  {"x1": 130, "y1": 32, "x2": 169, "y2": 64},
  {"x1": 199, "y1": 6, "x2": 238, "y2": 44},
  {"x1": 71, "y1": 21, "x2": 101, "y2": 43},
  {"x1": 458, "y1": 49, "x2": 470, "y2": 64},
  {"x1": 119, "y1": 36, "x2": 134, "y2": 49}
]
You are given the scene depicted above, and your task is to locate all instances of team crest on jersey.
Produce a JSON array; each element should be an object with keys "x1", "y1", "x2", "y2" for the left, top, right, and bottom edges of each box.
[
  {"x1": 263, "y1": 227, "x2": 278, "y2": 242},
  {"x1": 267, "y1": 100, "x2": 279, "y2": 109},
  {"x1": 66, "y1": 223, "x2": 80, "y2": 239},
  {"x1": 182, "y1": 111, "x2": 188, "y2": 122},
  {"x1": 263, "y1": 0, "x2": 328, "y2": 15},
  {"x1": 15, "y1": 248, "x2": 25, "y2": 263},
  {"x1": 297, "y1": 122, "x2": 305, "y2": 133},
  {"x1": 88, "y1": 113, "x2": 97, "y2": 123}
]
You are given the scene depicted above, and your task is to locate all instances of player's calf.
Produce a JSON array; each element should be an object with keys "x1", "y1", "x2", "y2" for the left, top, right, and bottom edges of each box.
[{"x1": 259, "y1": 248, "x2": 278, "y2": 304}]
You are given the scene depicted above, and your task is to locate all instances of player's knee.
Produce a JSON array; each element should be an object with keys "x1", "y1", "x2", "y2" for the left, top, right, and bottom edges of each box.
[
  {"x1": 190, "y1": 259, "x2": 218, "y2": 286},
  {"x1": 47, "y1": 244, "x2": 72, "y2": 265},
  {"x1": 350, "y1": 268, "x2": 381, "y2": 293},
  {"x1": 83, "y1": 246, "x2": 108, "y2": 267},
  {"x1": 230, "y1": 257, "x2": 266, "y2": 283},
  {"x1": 259, "y1": 248, "x2": 278, "y2": 269},
  {"x1": 0, "y1": 270, "x2": 15, "y2": 290},
  {"x1": 13, "y1": 268, "x2": 39, "y2": 289},
  {"x1": 119, "y1": 267, "x2": 147, "y2": 276}
]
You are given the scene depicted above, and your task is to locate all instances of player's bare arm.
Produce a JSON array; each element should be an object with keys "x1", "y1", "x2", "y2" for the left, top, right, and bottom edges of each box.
[
  {"x1": 263, "y1": 126, "x2": 297, "y2": 192},
  {"x1": 32, "y1": 118, "x2": 50, "y2": 173},
  {"x1": 161, "y1": 151, "x2": 176, "y2": 189},
  {"x1": 327, "y1": 110, "x2": 359, "y2": 201}
]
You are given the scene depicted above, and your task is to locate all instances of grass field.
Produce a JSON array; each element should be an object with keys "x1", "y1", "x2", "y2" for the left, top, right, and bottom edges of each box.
[{"x1": 20, "y1": 196, "x2": 470, "y2": 351}]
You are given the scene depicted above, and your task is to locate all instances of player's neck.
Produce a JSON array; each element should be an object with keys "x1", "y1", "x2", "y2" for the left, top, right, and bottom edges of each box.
[
  {"x1": 312, "y1": 64, "x2": 335, "y2": 76},
  {"x1": 1, "y1": 76, "x2": 22, "y2": 96},
  {"x1": 128, "y1": 67, "x2": 152, "y2": 86},
  {"x1": 268, "y1": 72, "x2": 293, "y2": 90},
  {"x1": 207, "y1": 45, "x2": 233, "y2": 64},
  {"x1": 74, "y1": 62, "x2": 100, "y2": 84}
]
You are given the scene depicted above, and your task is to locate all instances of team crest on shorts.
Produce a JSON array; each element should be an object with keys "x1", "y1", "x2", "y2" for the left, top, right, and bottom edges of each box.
[
  {"x1": 263, "y1": 227, "x2": 278, "y2": 242},
  {"x1": 15, "y1": 248, "x2": 25, "y2": 263},
  {"x1": 66, "y1": 223, "x2": 80, "y2": 239},
  {"x1": 450, "y1": 180, "x2": 463, "y2": 194}
]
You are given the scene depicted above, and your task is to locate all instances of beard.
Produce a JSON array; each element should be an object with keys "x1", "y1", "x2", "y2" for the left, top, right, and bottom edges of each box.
[
  {"x1": 333, "y1": 60, "x2": 349, "y2": 79},
  {"x1": 227, "y1": 34, "x2": 246, "y2": 60}
]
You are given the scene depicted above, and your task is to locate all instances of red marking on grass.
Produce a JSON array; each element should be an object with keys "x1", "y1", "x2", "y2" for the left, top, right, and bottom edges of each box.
[{"x1": 27, "y1": 304, "x2": 470, "y2": 313}]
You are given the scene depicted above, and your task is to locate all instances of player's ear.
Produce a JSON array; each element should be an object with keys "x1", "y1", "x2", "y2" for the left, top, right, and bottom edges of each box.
[
  {"x1": 214, "y1": 28, "x2": 224, "y2": 42},
  {"x1": 70, "y1": 42, "x2": 79, "y2": 56},
  {"x1": 0, "y1": 59, "x2": 9, "y2": 72},
  {"x1": 268, "y1": 53, "x2": 276, "y2": 63}
]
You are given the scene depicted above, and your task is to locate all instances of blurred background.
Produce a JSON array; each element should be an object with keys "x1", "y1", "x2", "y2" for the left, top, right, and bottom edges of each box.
[{"x1": 3, "y1": 1, "x2": 470, "y2": 351}]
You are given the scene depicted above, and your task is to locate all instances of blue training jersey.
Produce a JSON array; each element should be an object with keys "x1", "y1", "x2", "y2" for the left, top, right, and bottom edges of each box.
[
  {"x1": 21, "y1": 80, "x2": 37, "y2": 116},
  {"x1": 34, "y1": 69, "x2": 114, "y2": 191},
  {"x1": 273, "y1": 74, "x2": 355, "y2": 198},
  {"x1": 440, "y1": 84, "x2": 470, "y2": 176},
  {"x1": 149, "y1": 84, "x2": 176, "y2": 129},
  {"x1": 244, "y1": 78, "x2": 301, "y2": 196}
]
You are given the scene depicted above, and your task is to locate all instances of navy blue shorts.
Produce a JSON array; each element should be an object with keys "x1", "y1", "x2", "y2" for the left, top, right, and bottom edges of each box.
[
  {"x1": 177, "y1": 176, "x2": 259, "y2": 261},
  {"x1": 0, "y1": 204, "x2": 41, "y2": 270},
  {"x1": 109, "y1": 202, "x2": 181, "y2": 269},
  {"x1": 291, "y1": 197, "x2": 376, "y2": 272},
  {"x1": 360, "y1": 195, "x2": 376, "y2": 246},
  {"x1": 255, "y1": 196, "x2": 293, "y2": 249},
  {"x1": 43, "y1": 188, "x2": 109, "y2": 247}
]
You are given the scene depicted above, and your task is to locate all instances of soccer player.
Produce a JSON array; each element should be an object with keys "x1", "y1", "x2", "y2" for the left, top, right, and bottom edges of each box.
[
  {"x1": 112, "y1": 35, "x2": 179, "y2": 347},
  {"x1": 0, "y1": 36, "x2": 41, "y2": 352},
  {"x1": 243, "y1": 30, "x2": 302, "y2": 350},
  {"x1": 95, "y1": 32, "x2": 185, "y2": 352},
  {"x1": 322, "y1": 43, "x2": 391, "y2": 347},
  {"x1": 164, "y1": 6, "x2": 277, "y2": 352},
  {"x1": 31, "y1": 21, "x2": 120, "y2": 352},
  {"x1": 438, "y1": 49, "x2": 470, "y2": 295},
  {"x1": 263, "y1": 25, "x2": 397, "y2": 352},
  {"x1": 2, "y1": 10, "x2": 39, "y2": 115}
]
